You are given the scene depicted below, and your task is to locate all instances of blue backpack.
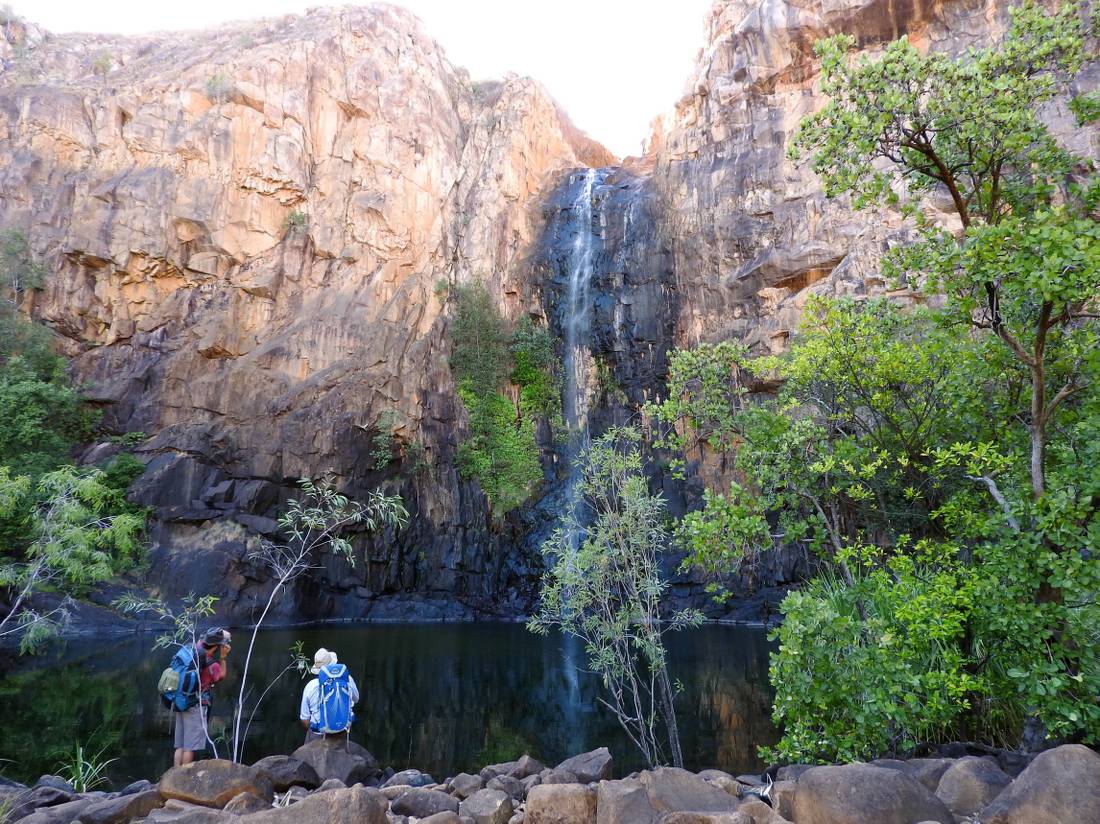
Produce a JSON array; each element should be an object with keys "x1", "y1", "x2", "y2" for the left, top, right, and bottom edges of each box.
[
  {"x1": 158, "y1": 645, "x2": 207, "y2": 712},
  {"x1": 312, "y1": 664, "x2": 354, "y2": 734}
]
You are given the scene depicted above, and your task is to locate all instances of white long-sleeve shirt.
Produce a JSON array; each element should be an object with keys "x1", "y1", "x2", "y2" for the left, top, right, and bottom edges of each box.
[{"x1": 299, "y1": 675, "x2": 360, "y2": 727}]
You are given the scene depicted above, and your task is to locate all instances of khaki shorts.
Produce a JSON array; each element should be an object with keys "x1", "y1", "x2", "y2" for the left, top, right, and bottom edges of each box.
[{"x1": 173, "y1": 705, "x2": 208, "y2": 752}]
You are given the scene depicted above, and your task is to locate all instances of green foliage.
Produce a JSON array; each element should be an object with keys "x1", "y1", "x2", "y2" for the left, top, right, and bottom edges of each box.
[
  {"x1": 449, "y1": 282, "x2": 512, "y2": 396},
  {"x1": 0, "y1": 354, "x2": 94, "y2": 477},
  {"x1": 764, "y1": 541, "x2": 980, "y2": 763},
  {"x1": 370, "y1": 411, "x2": 399, "y2": 471},
  {"x1": 665, "y1": 0, "x2": 1100, "y2": 760},
  {"x1": 457, "y1": 388, "x2": 543, "y2": 514},
  {"x1": 204, "y1": 73, "x2": 234, "y2": 103},
  {"x1": 449, "y1": 285, "x2": 560, "y2": 516},
  {"x1": 282, "y1": 208, "x2": 308, "y2": 234},
  {"x1": 0, "y1": 229, "x2": 45, "y2": 315},
  {"x1": 530, "y1": 427, "x2": 703, "y2": 767},
  {"x1": 92, "y1": 52, "x2": 113, "y2": 77},
  {"x1": 0, "y1": 466, "x2": 147, "y2": 652},
  {"x1": 646, "y1": 341, "x2": 748, "y2": 478},
  {"x1": 56, "y1": 742, "x2": 117, "y2": 792}
]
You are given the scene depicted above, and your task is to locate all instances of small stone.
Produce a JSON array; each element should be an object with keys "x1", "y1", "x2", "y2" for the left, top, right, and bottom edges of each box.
[
  {"x1": 222, "y1": 791, "x2": 271, "y2": 814},
  {"x1": 460, "y1": 788, "x2": 514, "y2": 824},
  {"x1": 451, "y1": 773, "x2": 485, "y2": 799},
  {"x1": 384, "y1": 769, "x2": 435, "y2": 788},
  {"x1": 390, "y1": 787, "x2": 461, "y2": 818},
  {"x1": 487, "y1": 774, "x2": 525, "y2": 800}
]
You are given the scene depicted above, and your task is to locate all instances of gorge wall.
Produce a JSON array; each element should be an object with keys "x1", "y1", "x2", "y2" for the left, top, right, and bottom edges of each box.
[{"x1": 0, "y1": 0, "x2": 1093, "y2": 623}]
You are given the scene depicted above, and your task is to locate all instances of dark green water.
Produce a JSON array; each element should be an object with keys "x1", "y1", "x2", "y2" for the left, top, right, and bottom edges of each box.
[{"x1": 0, "y1": 624, "x2": 777, "y2": 787}]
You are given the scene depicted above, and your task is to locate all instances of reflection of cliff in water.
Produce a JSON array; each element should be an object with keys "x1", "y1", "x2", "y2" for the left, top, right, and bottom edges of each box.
[{"x1": 0, "y1": 624, "x2": 776, "y2": 785}]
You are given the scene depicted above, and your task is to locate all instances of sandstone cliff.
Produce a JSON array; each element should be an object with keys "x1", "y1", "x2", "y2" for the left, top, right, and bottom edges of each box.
[
  {"x1": 0, "y1": 5, "x2": 613, "y2": 621},
  {"x1": 648, "y1": 0, "x2": 1098, "y2": 355},
  {"x1": 1, "y1": 0, "x2": 1094, "y2": 623}
]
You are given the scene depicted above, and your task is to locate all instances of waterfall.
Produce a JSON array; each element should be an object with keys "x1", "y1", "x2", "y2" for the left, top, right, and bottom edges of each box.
[
  {"x1": 560, "y1": 168, "x2": 599, "y2": 550},
  {"x1": 562, "y1": 168, "x2": 597, "y2": 435}
]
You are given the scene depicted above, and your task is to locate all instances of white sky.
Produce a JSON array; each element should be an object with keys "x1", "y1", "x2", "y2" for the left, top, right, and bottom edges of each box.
[{"x1": 11, "y1": 0, "x2": 714, "y2": 158}]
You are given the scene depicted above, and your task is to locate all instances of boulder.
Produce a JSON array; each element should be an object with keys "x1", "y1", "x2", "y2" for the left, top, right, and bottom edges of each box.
[
  {"x1": 76, "y1": 789, "x2": 165, "y2": 824},
  {"x1": 252, "y1": 755, "x2": 321, "y2": 791},
  {"x1": 698, "y1": 771, "x2": 740, "y2": 797},
  {"x1": 146, "y1": 799, "x2": 233, "y2": 824},
  {"x1": 460, "y1": 788, "x2": 514, "y2": 824},
  {"x1": 899, "y1": 759, "x2": 954, "y2": 793},
  {"x1": 526, "y1": 783, "x2": 597, "y2": 824},
  {"x1": 979, "y1": 744, "x2": 1100, "y2": 824},
  {"x1": 3, "y1": 785, "x2": 71, "y2": 821},
  {"x1": 736, "y1": 798, "x2": 793, "y2": 824},
  {"x1": 656, "y1": 814, "x2": 750, "y2": 824},
  {"x1": 487, "y1": 775, "x2": 525, "y2": 800},
  {"x1": 934, "y1": 756, "x2": 1011, "y2": 819},
  {"x1": 451, "y1": 773, "x2": 485, "y2": 799},
  {"x1": 521, "y1": 775, "x2": 542, "y2": 793},
  {"x1": 481, "y1": 763, "x2": 520, "y2": 783},
  {"x1": 384, "y1": 769, "x2": 435, "y2": 788},
  {"x1": 774, "y1": 765, "x2": 812, "y2": 783},
  {"x1": 34, "y1": 776, "x2": 76, "y2": 794},
  {"x1": 420, "y1": 814, "x2": 464, "y2": 824},
  {"x1": 159, "y1": 760, "x2": 274, "y2": 809},
  {"x1": 318, "y1": 778, "x2": 346, "y2": 791},
  {"x1": 18, "y1": 798, "x2": 95, "y2": 824},
  {"x1": 244, "y1": 786, "x2": 387, "y2": 824},
  {"x1": 540, "y1": 770, "x2": 580, "y2": 785},
  {"x1": 222, "y1": 791, "x2": 271, "y2": 814},
  {"x1": 291, "y1": 739, "x2": 380, "y2": 786},
  {"x1": 390, "y1": 787, "x2": 461, "y2": 818},
  {"x1": 596, "y1": 778, "x2": 658, "y2": 824},
  {"x1": 638, "y1": 768, "x2": 741, "y2": 813},
  {"x1": 555, "y1": 749, "x2": 612, "y2": 784},
  {"x1": 117, "y1": 780, "x2": 155, "y2": 797},
  {"x1": 791, "y1": 764, "x2": 952, "y2": 824},
  {"x1": 513, "y1": 756, "x2": 547, "y2": 780},
  {"x1": 768, "y1": 781, "x2": 796, "y2": 821}
]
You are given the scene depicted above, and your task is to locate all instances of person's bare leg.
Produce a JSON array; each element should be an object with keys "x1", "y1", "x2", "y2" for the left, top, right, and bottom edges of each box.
[
  {"x1": 174, "y1": 748, "x2": 184, "y2": 767},
  {"x1": 180, "y1": 750, "x2": 196, "y2": 765}
]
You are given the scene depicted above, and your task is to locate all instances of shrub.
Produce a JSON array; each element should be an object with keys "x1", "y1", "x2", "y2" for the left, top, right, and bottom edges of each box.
[{"x1": 204, "y1": 73, "x2": 234, "y2": 103}]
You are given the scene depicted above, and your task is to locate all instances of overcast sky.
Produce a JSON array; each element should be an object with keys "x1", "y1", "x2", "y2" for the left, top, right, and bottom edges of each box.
[{"x1": 11, "y1": 0, "x2": 713, "y2": 158}]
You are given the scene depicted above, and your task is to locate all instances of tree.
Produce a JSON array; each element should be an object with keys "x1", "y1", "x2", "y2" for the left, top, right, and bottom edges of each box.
[
  {"x1": 448, "y1": 282, "x2": 560, "y2": 516},
  {"x1": 790, "y1": 0, "x2": 1097, "y2": 503},
  {"x1": 0, "y1": 229, "x2": 44, "y2": 317},
  {"x1": 529, "y1": 427, "x2": 702, "y2": 767},
  {"x1": 0, "y1": 466, "x2": 145, "y2": 653}
]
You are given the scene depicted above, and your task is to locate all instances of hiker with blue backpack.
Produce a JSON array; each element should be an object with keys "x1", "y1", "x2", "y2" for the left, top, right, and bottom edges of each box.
[
  {"x1": 299, "y1": 647, "x2": 359, "y2": 743},
  {"x1": 157, "y1": 627, "x2": 232, "y2": 766}
]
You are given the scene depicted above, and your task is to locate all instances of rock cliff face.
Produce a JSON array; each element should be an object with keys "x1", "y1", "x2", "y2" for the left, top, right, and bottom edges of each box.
[
  {"x1": 1, "y1": 0, "x2": 1093, "y2": 622},
  {"x1": 0, "y1": 6, "x2": 613, "y2": 621},
  {"x1": 648, "y1": 0, "x2": 1098, "y2": 354}
]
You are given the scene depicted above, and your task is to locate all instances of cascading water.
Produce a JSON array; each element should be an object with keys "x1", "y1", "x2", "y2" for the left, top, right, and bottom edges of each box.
[{"x1": 560, "y1": 168, "x2": 600, "y2": 520}]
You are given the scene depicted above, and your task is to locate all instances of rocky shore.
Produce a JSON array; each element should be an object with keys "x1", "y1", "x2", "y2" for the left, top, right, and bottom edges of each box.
[{"x1": 3, "y1": 740, "x2": 1099, "y2": 824}]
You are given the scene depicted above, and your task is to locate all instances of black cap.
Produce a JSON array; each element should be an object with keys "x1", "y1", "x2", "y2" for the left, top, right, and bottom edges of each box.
[{"x1": 203, "y1": 627, "x2": 231, "y2": 646}]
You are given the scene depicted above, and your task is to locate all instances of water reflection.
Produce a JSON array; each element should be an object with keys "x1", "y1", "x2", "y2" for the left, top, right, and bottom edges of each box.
[{"x1": 0, "y1": 624, "x2": 776, "y2": 786}]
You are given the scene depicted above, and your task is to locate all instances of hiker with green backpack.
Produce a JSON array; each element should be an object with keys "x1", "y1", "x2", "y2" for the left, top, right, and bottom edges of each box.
[
  {"x1": 157, "y1": 628, "x2": 232, "y2": 766},
  {"x1": 299, "y1": 647, "x2": 359, "y2": 744}
]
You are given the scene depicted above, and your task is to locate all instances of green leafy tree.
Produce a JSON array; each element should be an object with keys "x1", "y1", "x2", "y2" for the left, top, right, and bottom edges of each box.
[
  {"x1": 529, "y1": 427, "x2": 703, "y2": 767},
  {"x1": 0, "y1": 355, "x2": 94, "y2": 477},
  {"x1": 647, "y1": 0, "x2": 1100, "y2": 760},
  {"x1": 0, "y1": 466, "x2": 146, "y2": 653},
  {"x1": 448, "y1": 283, "x2": 560, "y2": 515},
  {"x1": 0, "y1": 229, "x2": 44, "y2": 317}
]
